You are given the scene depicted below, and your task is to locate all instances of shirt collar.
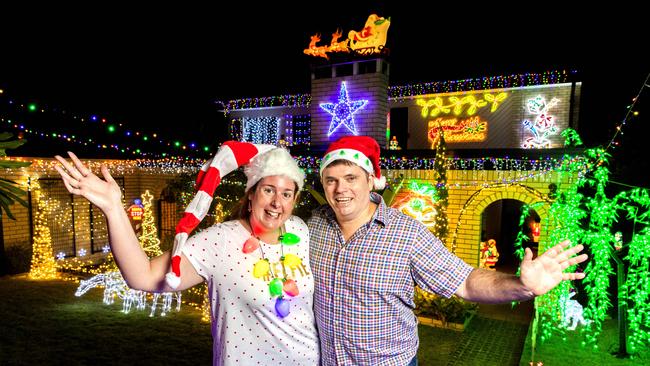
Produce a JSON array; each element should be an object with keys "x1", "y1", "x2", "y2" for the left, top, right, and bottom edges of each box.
[{"x1": 369, "y1": 192, "x2": 389, "y2": 227}]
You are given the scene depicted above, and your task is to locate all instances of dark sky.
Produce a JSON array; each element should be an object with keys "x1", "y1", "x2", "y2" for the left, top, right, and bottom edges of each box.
[{"x1": 1, "y1": 3, "x2": 647, "y2": 180}]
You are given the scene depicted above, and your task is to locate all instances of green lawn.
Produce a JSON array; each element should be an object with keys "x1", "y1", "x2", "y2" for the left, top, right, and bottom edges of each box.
[
  {"x1": 0, "y1": 275, "x2": 212, "y2": 365},
  {"x1": 519, "y1": 318, "x2": 649, "y2": 366},
  {"x1": 2, "y1": 275, "x2": 647, "y2": 366}
]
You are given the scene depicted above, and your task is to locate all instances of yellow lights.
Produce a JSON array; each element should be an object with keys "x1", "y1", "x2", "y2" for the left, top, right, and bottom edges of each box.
[
  {"x1": 303, "y1": 14, "x2": 390, "y2": 59},
  {"x1": 28, "y1": 186, "x2": 59, "y2": 280},
  {"x1": 138, "y1": 190, "x2": 163, "y2": 258},
  {"x1": 348, "y1": 14, "x2": 390, "y2": 55},
  {"x1": 392, "y1": 182, "x2": 439, "y2": 229},
  {"x1": 303, "y1": 29, "x2": 351, "y2": 60},
  {"x1": 484, "y1": 92, "x2": 509, "y2": 112},
  {"x1": 396, "y1": 196, "x2": 437, "y2": 228},
  {"x1": 417, "y1": 92, "x2": 508, "y2": 117}
]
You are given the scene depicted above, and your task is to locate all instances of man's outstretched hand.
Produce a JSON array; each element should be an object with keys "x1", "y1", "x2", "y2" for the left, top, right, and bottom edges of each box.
[{"x1": 520, "y1": 240, "x2": 588, "y2": 296}]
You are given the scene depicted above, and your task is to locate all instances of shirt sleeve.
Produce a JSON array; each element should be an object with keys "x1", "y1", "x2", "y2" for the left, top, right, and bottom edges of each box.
[
  {"x1": 410, "y1": 224, "x2": 473, "y2": 298},
  {"x1": 181, "y1": 223, "x2": 231, "y2": 282}
]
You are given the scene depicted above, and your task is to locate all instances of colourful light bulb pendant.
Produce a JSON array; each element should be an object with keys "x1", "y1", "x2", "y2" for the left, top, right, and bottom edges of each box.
[
  {"x1": 252, "y1": 259, "x2": 270, "y2": 278},
  {"x1": 279, "y1": 232, "x2": 300, "y2": 246},
  {"x1": 282, "y1": 253, "x2": 302, "y2": 268},
  {"x1": 242, "y1": 237, "x2": 260, "y2": 254},
  {"x1": 275, "y1": 297, "x2": 290, "y2": 318},
  {"x1": 269, "y1": 278, "x2": 284, "y2": 297},
  {"x1": 282, "y1": 279, "x2": 299, "y2": 297}
]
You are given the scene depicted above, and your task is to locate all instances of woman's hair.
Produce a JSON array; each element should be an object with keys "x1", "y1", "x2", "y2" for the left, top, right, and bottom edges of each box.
[{"x1": 227, "y1": 178, "x2": 300, "y2": 221}]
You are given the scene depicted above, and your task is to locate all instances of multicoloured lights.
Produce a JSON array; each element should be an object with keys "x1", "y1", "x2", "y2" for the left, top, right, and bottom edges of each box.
[{"x1": 522, "y1": 96, "x2": 560, "y2": 149}]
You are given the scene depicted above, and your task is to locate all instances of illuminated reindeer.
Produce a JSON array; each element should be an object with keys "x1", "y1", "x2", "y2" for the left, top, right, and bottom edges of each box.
[
  {"x1": 561, "y1": 289, "x2": 591, "y2": 330},
  {"x1": 75, "y1": 271, "x2": 181, "y2": 316},
  {"x1": 303, "y1": 33, "x2": 329, "y2": 60},
  {"x1": 329, "y1": 29, "x2": 349, "y2": 54},
  {"x1": 150, "y1": 291, "x2": 182, "y2": 317}
]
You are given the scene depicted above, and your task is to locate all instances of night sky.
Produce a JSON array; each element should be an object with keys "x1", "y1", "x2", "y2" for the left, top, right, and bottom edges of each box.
[{"x1": 1, "y1": 3, "x2": 647, "y2": 184}]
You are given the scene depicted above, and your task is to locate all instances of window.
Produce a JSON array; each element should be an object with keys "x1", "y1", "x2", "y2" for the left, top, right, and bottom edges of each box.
[
  {"x1": 335, "y1": 63, "x2": 353, "y2": 77},
  {"x1": 358, "y1": 60, "x2": 376, "y2": 74},
  {"x1": 313, "y1": 66, "x2": 331, "y2": 79}
]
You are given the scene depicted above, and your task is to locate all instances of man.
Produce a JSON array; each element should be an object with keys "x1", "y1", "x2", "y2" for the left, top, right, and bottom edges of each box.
[{"x1": 308, "y1": 135, "x2": 587, "y2": 366}]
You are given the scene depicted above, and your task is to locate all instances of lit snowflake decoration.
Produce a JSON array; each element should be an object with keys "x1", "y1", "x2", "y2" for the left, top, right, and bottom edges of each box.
[
  {"x1": 56, "y1": 252, "x2": 66, "y2": 260},
  {"x1": 102, "y1": 245, "x2": 111, "y2": 254},
  {"x1": 78, "y1": 248, "x2": 87, "y2": 257}
]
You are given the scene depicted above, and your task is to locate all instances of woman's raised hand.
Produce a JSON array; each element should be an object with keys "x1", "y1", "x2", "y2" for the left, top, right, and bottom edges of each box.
[{"x1": 54, "y1": 152, "x2": 123, "y2": 214}]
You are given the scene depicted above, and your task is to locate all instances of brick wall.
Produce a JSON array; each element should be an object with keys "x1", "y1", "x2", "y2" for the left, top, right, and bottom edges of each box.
[
  {"x1": 1, "y1": 158, "x2": 183, "y2": 265},
  {"x1": 385, "y1": 169, "x2": 577, "y2": 267},
  {"x1": 311, "y1": 61, "x2": 390, "y2": 148}
]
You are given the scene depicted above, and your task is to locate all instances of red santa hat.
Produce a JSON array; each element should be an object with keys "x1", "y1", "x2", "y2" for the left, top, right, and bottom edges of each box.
[
  {"x1": 319, "y1": 135, "x2": 386, "y2": 190},
  {"x1": 165, "y1": 141, "x2": 304, "y2": 289}
]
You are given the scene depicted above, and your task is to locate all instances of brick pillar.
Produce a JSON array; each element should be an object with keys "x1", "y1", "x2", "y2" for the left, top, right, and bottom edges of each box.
[{"x1": 310, "y1": 58, "x2": 390, "y2": 149}]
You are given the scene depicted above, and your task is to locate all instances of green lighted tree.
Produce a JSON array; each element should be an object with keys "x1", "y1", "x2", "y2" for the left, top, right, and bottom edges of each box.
[{"x1": 528, "y1": 135, "x2": 650, "y2": 359}]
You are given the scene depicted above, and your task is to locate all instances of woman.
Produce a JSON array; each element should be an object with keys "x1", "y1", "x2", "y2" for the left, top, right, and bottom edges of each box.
[{"x1": 54, "y1": 143, "x2": 319, "y2": 365}]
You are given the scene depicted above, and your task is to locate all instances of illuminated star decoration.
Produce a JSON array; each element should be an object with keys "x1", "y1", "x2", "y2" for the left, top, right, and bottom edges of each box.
[{"x1": 320, "y1": 81, "x2": 368, "y2": 136}]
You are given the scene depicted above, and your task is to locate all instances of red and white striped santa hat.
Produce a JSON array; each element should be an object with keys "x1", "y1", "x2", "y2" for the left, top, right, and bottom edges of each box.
[{"x1": 165, "y1": 141, "x2": 304, "y2": 289}]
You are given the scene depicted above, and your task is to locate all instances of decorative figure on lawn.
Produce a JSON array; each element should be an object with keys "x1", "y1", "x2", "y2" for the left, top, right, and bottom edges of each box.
[
  {"x1": 75, "y1": 271, "x2": 181, "y2": 316},
  {"x1": 480, "y1": 239, "x2": 499, "y2": 270},
  {"x1": 561, "y1": 289, "x2": 590, "y2": 330}
]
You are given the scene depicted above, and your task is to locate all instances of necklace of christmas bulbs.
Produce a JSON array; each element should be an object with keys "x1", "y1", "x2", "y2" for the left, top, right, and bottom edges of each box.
[{"x1": 243, "y1": 218, "x2": 302, "y2": 318}]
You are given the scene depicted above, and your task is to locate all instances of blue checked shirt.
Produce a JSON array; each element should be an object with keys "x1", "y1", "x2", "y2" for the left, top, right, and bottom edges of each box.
[{"x1": 309, "y1": 193, "x2": 473, "y2": 366}]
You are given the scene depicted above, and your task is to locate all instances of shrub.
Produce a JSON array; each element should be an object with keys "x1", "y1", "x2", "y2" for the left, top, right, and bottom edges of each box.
[
  {"x1": 4, "y1": 243, "x2": 32, "y2": 274},
  {"x1": 414, "y1": 286, "x2": 477, "y2": 324}
]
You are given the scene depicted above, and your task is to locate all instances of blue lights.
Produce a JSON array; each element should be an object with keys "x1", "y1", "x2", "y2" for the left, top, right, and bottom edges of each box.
[{"x1": 320, "y1": 82, "x2": 368, "y2": 136}]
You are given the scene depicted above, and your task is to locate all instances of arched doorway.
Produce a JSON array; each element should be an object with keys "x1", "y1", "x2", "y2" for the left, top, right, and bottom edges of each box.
[{"x1": 480, "y1": 199, "x2": 524, "y2": 274}]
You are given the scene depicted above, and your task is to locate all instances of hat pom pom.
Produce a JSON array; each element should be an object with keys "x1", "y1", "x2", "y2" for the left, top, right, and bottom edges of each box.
[
  {"x1": 373, "y1": 175, "x2": 386, "y2": 190},
  {"x1": 165, "y1": 272, "x2": 181, "y2": 289}
]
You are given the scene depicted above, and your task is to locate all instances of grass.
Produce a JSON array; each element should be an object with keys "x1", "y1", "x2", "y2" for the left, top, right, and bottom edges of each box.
[
  {"x1": 519, "y1": 318, "x2": 649, "y2": 366},
  {"x1": 3, "y1": 274, "x2": 647, "y2": 365},
  {"x1": 0, "y1": 275, "x2": 212, "y2": 365}
]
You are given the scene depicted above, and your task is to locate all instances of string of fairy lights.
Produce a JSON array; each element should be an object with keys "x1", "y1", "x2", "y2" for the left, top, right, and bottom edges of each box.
[
  {"x1": 389, "y1": 70, "x2": 573, "y2": 101},
  {"x1": 218, "y1": 70, "x2": 574, "y2": 113},
  {"x1": 604, "y1": 72, "x2": 650, "y2": 154},
  {"x1": 0, "y1": 90, "x2": 215, "y2": 159}
]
